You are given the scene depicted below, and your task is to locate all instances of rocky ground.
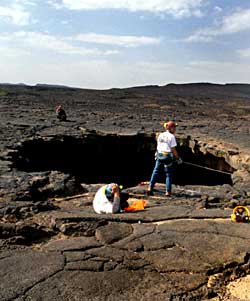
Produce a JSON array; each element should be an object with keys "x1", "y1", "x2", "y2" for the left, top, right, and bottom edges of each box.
[{"x1": 0, "y1": 83, "x2": 250, "y2": 300}]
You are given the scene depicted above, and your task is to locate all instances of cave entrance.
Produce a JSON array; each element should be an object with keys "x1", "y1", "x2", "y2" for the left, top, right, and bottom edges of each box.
[
  {"x1": 11, "y1": 133, "x2": 235, "y2": 187},
  {"x1": 175, "y1": 144, "x2": 235, "y2": 186}
]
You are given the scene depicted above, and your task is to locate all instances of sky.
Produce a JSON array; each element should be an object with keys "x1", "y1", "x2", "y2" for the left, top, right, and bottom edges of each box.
[{"x1": 0, "y1": 0, "x2": 249, "y2": 89}]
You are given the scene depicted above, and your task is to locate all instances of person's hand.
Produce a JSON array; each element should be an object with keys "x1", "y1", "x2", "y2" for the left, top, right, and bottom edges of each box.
[
  {"x1": 111, "y1": 183, "x2": 119, "y2": 193},
  {"x1": 177, "y1": 158, "x2": 183, "y2": 165}
]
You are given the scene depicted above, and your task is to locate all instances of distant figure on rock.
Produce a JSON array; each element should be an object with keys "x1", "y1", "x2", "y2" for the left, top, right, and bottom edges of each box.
[
  {"x1": 56, "y1": 105, "x2": 67, "y2": 121},
  {"x1": 93, "y1": 183, "x2": 129, "y2": 214},
  {"x1": 148, "y1": 121, "x2": 182, "y2": 197}
]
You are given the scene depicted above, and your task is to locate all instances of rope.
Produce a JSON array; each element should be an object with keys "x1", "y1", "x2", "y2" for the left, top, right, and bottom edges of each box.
[{"x1": 183, "y1": 161, "x2": 232, "y2": 175}]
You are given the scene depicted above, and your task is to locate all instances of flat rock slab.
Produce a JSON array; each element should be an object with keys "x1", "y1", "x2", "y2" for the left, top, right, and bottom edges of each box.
[
  {"x1": 95, "y1": 222, "x2": 133, "y2": 244},
  {"x1": 49, "y1": 206, "x2": 232, "y2": 229},
  {"x1": 16, "y1": 270, "x2": 208, "y2": 301},
  {"x1": 0, "y1": 250, "x2": 64, "y2": 300},
  {"x1": 7, "y1": 219, "x2": 250, "y2": 300},
  {"x1": 44, "y1": 236, "x2": 100, "y2": 251}
]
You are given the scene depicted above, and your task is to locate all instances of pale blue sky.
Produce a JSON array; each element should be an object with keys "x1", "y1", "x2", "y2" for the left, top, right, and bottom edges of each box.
[{"x1": 0, "y1": 0, "x2": 249, "y2": 88}]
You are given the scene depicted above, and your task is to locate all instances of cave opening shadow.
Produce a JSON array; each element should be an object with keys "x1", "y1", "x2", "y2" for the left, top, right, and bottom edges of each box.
[
  {"x1": 11, "y1": 135, "x2": 235, "y2": 188},
  {"x1": 11, "y1": 135, "x2": 155, "y2": 188},
  {"x1": 173, "y1": 145, "x2": 235, "y2": 186},
  {"x1": 173, "y1": 163, "x2": 233, "y2": 186}
]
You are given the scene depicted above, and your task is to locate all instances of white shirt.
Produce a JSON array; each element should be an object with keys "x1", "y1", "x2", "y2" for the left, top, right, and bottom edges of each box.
[
  {"x1": 157, "y1": 130, "x2": 177, "y2": 153},
  {"x1": 93, "y1": 185, "x2": 120, "y2": 214}
]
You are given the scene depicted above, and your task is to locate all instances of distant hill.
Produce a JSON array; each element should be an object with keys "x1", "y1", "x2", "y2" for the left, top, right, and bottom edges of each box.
[
  {"x1": 125, "y1": 83, "x2": 250, "y2": 99},
  {"x1": 0, "y1": 83, "x2": 74, "y2": 89},
  {"x1": 1, "y1": 82, "x2": 250, "y2": 99},
  {"x1": 0, "y1": 83, "x2": 27, "y2": 86},
  {"x1": 35, "y1": 83, "x2": 74, "y2": 89}
]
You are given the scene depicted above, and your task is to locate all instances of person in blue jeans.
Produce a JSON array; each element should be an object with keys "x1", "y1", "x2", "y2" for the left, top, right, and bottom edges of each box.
[{"x1": 148, "y1": 121, "x2": 182, "y2": 197}]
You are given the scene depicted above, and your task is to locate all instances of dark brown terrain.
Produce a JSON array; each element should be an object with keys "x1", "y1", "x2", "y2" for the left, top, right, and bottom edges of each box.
[{"x1": 0, "y1": 83, "x2": 250, "y2": 300}]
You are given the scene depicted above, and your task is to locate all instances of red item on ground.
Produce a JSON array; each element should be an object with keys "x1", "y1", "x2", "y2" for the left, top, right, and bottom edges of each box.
[{"x1": 124, "y1": 200, "x2": 147, "y2": 212}]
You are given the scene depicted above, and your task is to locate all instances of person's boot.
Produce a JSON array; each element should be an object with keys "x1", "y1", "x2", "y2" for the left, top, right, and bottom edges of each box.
[
  {"x1": 147, "y1": 187, "x2": 154, "y2": 196},
  {"x1": 165, "y1": 192, "x2": 172, "y2": 197}
]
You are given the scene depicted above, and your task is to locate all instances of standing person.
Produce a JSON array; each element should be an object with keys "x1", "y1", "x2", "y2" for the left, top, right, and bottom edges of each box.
[
  {"x1": 93, "y1": 183, "x2": 121, "y2": 214},
  {"x1": 148, "y1": 121, "x2": 182, "y2": 197}
]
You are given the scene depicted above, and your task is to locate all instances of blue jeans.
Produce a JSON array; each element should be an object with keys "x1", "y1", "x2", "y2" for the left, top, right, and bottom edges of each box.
[{"x1": 149, "y1": 159, "x2": 173, "y2": 193}]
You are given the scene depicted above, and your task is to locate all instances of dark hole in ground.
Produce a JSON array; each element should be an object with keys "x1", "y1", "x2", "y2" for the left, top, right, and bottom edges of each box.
[
  {"x1": 175, "y1": 145, "x2": 235, "y2": 186},
  {"x1": 11, "y1": 134, "x2": 235, "y2": 187}
]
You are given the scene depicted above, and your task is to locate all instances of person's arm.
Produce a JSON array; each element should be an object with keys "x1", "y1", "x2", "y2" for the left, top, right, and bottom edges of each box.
[
  {"x1": 111, "y1": 192, "x2": 121, "y2": 213},
  {"x1": 106, "y1": 184, "x2": 121, "y2": 214},
  {"x1": 171, "y1": 147, "x2": 183, "y2": 164},
  {"x1": 170, "y1": 134, "x2": 182, "y2": 162},
  {"x1": 171, "y1": 147, "x2": 179, "y2": 159}
]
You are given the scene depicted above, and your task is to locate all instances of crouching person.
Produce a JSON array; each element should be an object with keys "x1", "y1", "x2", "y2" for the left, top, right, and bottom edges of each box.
[
  {"x1": 56, "y1": 105, "x2": 67, "y2": 121},
  {"x1": 93, "y1": 183, "x2": 121, "y2": 214}
]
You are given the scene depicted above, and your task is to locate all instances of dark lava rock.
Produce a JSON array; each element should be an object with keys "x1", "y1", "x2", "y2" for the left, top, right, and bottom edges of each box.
[
  {"x1": 1, "y1": 84, "x2": 250, "y2": 300},
  {"x1": 44, "y1": 236, "x2": 101, "y2": 252},
  {"x1": 0, "y1": 251, "x2": 64, "y2": 300},
  {"x1": 7, "y1": 219, "x2": 250, "y2": 301},
  {"x1": 0, "y1": 171, "x2": 84, "y2": 202},
  {"x1": 95, "y1": 222, "x2": 133, "y2": 244}
]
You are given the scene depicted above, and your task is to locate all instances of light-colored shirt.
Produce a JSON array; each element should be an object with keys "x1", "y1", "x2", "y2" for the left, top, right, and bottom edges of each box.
[
  {"x1": 157, "y1": 130, "x2": 177, "y2": 153},
  {"x1": 93, "y1": 185, "x2": 120, "y2": 214}
]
